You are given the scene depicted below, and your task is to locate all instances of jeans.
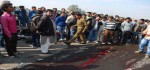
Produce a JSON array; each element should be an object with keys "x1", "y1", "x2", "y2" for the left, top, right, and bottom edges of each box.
[
  {"x1": 88, "y1": 29, "x2": 98, "y2": 41},
  {"x1": 57, "y1": 26, "x2": 65, "y2": 39},
  {"x1": 32, "y1": 32, "x2": 40, "y2": 47},
  {"x1": 139, "y1": 38, "x2": 150, "y2": 55},
  {"x1": 132, "y1": 32, "x2": 143, "y2": 44},
  {"x1": 70, "y1": 27, "x2": 75, "y2": 38}
]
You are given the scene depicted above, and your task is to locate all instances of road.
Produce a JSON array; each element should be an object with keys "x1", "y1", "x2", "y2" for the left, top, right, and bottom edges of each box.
[{"x1": 1, "y1": 41, "x2": 150, "y2": 70}]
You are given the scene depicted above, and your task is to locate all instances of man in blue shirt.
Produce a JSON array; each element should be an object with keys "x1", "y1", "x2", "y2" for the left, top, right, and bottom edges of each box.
[
  {"x1": 55, "y1": 12, "x2": 67, "y2": 41},
  {"x1": 15, "y1": 6, "x2": 28, "y2": 27},
  {"x1": 29, "y1": 6, "x2": 37, "y2": 22}
]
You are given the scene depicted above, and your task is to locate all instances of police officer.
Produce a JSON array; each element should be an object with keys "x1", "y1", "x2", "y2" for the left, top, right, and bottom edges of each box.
[{"x1": 64, "y1": 13, "x2": 88, "y2": 45}]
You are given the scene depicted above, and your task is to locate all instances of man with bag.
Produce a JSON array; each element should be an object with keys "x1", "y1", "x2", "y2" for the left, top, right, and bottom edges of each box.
[{"x1": 29, "y1": 10, "x2": 43, "y2": 48}]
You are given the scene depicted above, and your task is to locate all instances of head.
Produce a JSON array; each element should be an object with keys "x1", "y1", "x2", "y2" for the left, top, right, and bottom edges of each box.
[
  {"x1": 19, "y1": 6, "x2": 25, "y2": 10},
  {"x1": 41, "y1": 7, "x2": 46, "y2": 12},
  {"x1": 119, "y1": 17, "x2": 125, "y2": 22},
  {"x1": 82, "y1": 14, "x2": 86, "y2": 19},
  {"x1": 102, "y1": 16, "x2": 107, "y2": 21},
  {"x1": 46, "y1": 9, "x2": 53, "y2": 16},
  {"x1": 37, "y1": 10, "x2": 43, "y2": 16},
  {"x1": 115, "y1": 15, "x2": 120, "y2": 20},
  {"x1": 53, "y1": 8, "x2": 57, "y2": 13},
  {"x1": 69, "y1": 11, "x2": 75, "y2": 15},
  {"x1": 76, "y1": 13, "x2": 82, "y2": 19},
  {"x1": 61, "y1": 8, "x2": 66, "y2": 13},
  {"x1": 126, "y1": 17, "x2": 131, "y2": 23},
  {"x1": 139, "y1": 19, "x2": 145, "y2": 24},
  {"x1": 92, "y1": 13, "x2": 97, "y2": 17},
  {"x1": 1, "y1": 3, "x2": 13, "y2": 13},
  {"x1": 108, "y1": 16, "x2": 114, "y2": 21},
  {"x1": 60, "y1": 12, "x2": 65, "y2": 17},
  {"x1": 38, "y1": 8, "x2": 41, "y2": 10},
  {"x1": 95, "y1": 15, "x2": 100, "y2": 20},
  {"x1": 32, "y1": 6, "x2": 36, "y2": 11},
  {"x1": 86, "y1": 12, "x2": 92, "y2": 17}
]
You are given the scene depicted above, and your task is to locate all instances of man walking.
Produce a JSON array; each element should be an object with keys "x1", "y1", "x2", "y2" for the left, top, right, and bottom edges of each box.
[{"x1": 64, "y1": 13, "x2": 87, "y2": 45}]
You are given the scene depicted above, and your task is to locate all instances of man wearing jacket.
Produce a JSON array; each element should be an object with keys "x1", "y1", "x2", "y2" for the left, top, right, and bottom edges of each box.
[
  {"x1": 0, "y1": 3, "x2": 18, "y2": 57},
  {"x1": 15, "y1": 6, "x2": 28, "y2": 27},
  {"x1": 38, "y1": 9, "x2": 55, "y2": 54},
  {"x1": 30, "y1": 10, "x2": 43, "y2": 48},
  {"x1": 133, "y1": 19, "x2": 147, "y2": 43}
]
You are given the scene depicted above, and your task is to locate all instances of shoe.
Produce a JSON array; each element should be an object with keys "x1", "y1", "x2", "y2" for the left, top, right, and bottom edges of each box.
[
  {"x1": 64, "y1": 38, "x2": 66, "y2": 40},
  {"x1": 14, "y1": 51, "x2": 20, "y2": 54},
  {"x1": 41, "y1": 52, "x2": 51, "y2": 54},
  {"x1": 102, "y1": 42, "x2": 106, "y2": 45},
  {"x1": 86, "y1": 41, "x2": 89, "y2": 43},
  {"x1": 59, "y1": 39, "x2": 63, "y2": 41},
  {"x1": 107, "y1": 42, "x2": 111, "y2": 44},
  {"x1": 94, "y1": 41, "x2": 99, "y2": 44},
  {"x1": 80, "y1": 42, "x2": 86, "y2": 44},
  {"x1": 63, "y1": 41, "x2": 71, "y2": 45},
  {"x1": 9, "y1": 55, "x2": 18, "y2": 58},
  {"x1": 144, "y1": 54, "x2": 150, "y2": 59},
  {"x1": 135, "y1": 50, "x2": 143, "y2": 53}
]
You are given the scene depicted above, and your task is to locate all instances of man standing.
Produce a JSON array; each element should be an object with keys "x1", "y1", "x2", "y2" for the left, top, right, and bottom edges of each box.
[
  {"x1": 38, "y1": 9, "x2": 55, "y2": 54},
  {"x1": 0, "y1": 3, "x2": 18, "y2": 57},
  {"x1": 53, "y1": 8, "x2": 60, "y2": 20},
  {"x1": 29, "y1": 6, "x2": 37, "y2": 21},
  {"x1": 121, "y1": 17, "x2": 134, "y2": 44},
  {"x1": 29, "y1": 10, "x2": 43, "y2": 48},
  {"x1": 15, "y1": 6, "x2": 28, "y2": 27},
  {"x1": 102, "y1": 16, "x2": 116, "y2": 44},
  {"x1": 133, "y1": 19, "x2": 147, "y2": 43}
]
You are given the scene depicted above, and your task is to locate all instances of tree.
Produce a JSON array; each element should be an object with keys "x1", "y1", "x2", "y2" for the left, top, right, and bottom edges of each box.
[{"x1": 67, "y1": 5, "x2": 86, "y2": 14}]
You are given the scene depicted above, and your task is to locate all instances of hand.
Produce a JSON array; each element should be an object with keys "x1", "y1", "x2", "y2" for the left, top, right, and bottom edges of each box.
[
  {"x1": 72, "y1": 26, "x2": 76, "y2": 29},
  {"x1": 9, "y1": 36, "x2": 13, "y2": 41},
  {"x1": 82, "y1": 30, "x2": 85, "y2": 33}
]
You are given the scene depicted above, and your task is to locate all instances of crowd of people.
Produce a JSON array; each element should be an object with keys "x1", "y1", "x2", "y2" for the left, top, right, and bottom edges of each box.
[{"x1": 0, "y1": 2, "x2": 150, "y2": 58}]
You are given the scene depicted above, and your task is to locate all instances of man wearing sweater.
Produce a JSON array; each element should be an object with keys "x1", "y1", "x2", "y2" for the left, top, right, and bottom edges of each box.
[
  {"x1": 55, "y1": 12, "x2": 67, "y2": 41},
  {"x1": 121, "y1": 17, "x2": 134, "y2": 44},
  {"x1": 102, "y1": 16, "x2": 116, "y2": 44}
]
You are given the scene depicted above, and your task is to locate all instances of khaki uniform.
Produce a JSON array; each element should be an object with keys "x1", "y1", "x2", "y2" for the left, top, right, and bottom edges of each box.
[{"x1": 68, "y1": 18, "x2": 88, "y2": 43}]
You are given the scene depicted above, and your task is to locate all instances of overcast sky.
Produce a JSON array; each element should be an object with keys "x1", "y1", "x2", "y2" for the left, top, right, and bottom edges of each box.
[{"x1": 1, "y1": 0, "x2": 150, "y2": 19}]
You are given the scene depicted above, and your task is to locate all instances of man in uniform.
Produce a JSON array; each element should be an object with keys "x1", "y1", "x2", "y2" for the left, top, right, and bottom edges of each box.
[{"x1": 64, "y1": 13, "x2": 88, "y2": 45}]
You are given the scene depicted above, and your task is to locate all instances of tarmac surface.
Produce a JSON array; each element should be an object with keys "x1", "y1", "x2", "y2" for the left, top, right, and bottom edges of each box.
[{"x1": 0, "y1": 40, "x2": 150, "y2": 70}]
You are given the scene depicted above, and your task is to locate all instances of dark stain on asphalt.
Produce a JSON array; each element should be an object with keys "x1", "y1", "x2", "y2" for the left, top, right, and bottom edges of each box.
[{"x1": 13, "y1": 46, "x2": 113, "y2": 70}]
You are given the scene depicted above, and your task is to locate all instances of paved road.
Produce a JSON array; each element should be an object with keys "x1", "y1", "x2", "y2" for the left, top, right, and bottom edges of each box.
[{"x1": 1, "y1": 41, "x2": 150, "y2": 70}]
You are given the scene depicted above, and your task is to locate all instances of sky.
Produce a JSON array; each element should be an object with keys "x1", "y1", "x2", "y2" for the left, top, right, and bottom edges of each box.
[{"x1": 1, "y1": 0, "x2": 150, "y2": 19}]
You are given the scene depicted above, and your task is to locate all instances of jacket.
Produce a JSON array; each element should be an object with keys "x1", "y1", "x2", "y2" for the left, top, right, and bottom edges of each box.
[
  {"x1": 134, "y1": 23, "x2": 147, "y2": 32},
  {"x1": 38, "y1": 15, "x2": 55, "y2": 36}
]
